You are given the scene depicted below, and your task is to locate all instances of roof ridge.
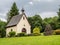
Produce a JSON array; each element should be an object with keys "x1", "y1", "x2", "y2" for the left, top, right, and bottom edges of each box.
[{"x1": 6, "y1": 14, "x2": 23, "y2": 27}]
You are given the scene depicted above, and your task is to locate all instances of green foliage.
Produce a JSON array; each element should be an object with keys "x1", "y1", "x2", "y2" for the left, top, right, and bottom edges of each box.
[
  {"x1": 56, "y1": 7, "x2": 60, "y2": 29},
  {"x1": 9, "y1": 31, "x2": 16, "y2": 37},
  {"x1": 43, "y1": 16, "x2": 59, "y2": 30},
  {"x1": 27, "y1": 33, "x2": 34, "y2": 36},
  {"x1": 0, "y1": 30, "x2": 6, "y2": 38},
  {"x1": 17, "y1": 32, "x2": 25, "y2": 37},
  {"x1": 28, "y1": 14, "x2": 42, "y2": 33},
  {"x1": 0, "y1": 20, "x2": 6, "y2": 38},
  {"x1": 33, "y1": 27, "x2": 40, "y2": 36},
  {"x1": 52, "y1": 30, "x2": 56, "y2": 35},
  {"x1": 7, "y1": 2, "x2": 19, "y2": 23},
  {"x1": 33, "y1": 27, "x2": 40, "y2": 33},
  {"x1": 33, "y1": 33, "x2": 40, "y2": 36},
  {"x1": 57, "y1": 8, "x2": 60, "y2": 21},
  {"x1": 42, "y1": 21, "x2": 48, "y2": 32},
  {"x1": 27, "y1": 14, "x2": 60, "y2": 33}
]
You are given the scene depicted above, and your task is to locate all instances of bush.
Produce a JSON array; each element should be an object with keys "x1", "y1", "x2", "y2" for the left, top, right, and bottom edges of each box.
[
  {"x1": 27, "y1": 33, "x2": 34, "y2": 36},
  {"x1": 52, "y1": 30, "x2": 56, "y2": 35},
  {"x1": 55, "y1": 29, "x2": 60, "y2": 35},
  {"x1": 44, "y1": 24, "x2": 53, "y2": 36},
  {"x1": 17, "y1": 32, "x2": 25, "y2": 37},
  {"x1": 33, "y1": 33, "x2": 40, "y2": 36},
  {"x1": 9, "y1": 31, "x2": 16, "y2": 37},
  {"x1": 33, "y1": 27, "x2": 40, "y2": 36},
  {"x1": 0, "y1": 29, "x2": 6, "y2": 38}
]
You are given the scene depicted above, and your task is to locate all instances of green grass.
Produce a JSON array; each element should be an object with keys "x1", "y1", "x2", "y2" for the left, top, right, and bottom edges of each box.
[{"x1": 0, "y1": 35, "x2": 60, "y2": 45}]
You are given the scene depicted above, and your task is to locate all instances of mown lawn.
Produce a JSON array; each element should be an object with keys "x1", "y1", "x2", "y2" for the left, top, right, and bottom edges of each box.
[{"x1": 0, "y1": 35, "x2": 60, "y2": 45}]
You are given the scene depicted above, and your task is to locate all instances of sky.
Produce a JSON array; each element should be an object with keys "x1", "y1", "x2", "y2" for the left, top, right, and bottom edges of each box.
[{"x1": 0, "y1": 0, "x2": 60, "y2": 21}]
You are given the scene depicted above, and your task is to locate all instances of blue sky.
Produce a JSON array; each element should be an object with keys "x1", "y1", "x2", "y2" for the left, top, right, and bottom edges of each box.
[{"x1": 0, "y1": 0, "x2": 60, "y2": 21}]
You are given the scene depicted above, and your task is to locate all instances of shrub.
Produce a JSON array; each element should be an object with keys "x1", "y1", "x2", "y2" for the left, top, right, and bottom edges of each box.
[
  {"x1": 33, "y1": 33, "x2": 40, "y2": 36},
  {"x1": 52, "y1": 30, "x2": 56, "y2": 35},
  {"x1": 0, "y1": 29, "x2": 6, "y2": 38},
  {"x1": 17, "y1": 32, "x2": 25, "y2": 37},
  {"x1": 27, "y1": 33, "x2": 34, "y2": 36},
  {"x1": 44, "y1": 24, "x2": 53, "y2": 36},
  {"x1": 9, "y1": 31, "x2": 16, "y2": 37},
  {"x1": 55, "y1": 29, "x2": 60, "y2": 35},
  {"x1": 33, "y1": 27, "x2": 40, "y2": 36}
]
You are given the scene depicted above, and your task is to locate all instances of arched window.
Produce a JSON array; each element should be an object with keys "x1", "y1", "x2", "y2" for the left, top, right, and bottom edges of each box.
[{"x1": 22, "y1": 28, "x2": 26, "y2": 33}]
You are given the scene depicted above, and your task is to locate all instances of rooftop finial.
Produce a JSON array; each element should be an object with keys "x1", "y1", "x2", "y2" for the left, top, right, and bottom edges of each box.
[{"x1": 21, "y1": 8, "x2": 25, "y2": 13}]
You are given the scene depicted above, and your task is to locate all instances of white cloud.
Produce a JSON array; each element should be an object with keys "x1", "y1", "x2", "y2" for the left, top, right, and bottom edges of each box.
[
  {"x1": 45, "y1": 0, "x2": 54, "y2": 2},
  {"x1": 40, "y1": 12, "x2": 57, "y2": 19},
  {"x1": 29, "y1": 2, "x2": 33, "y2": 5},
  {"x1": 41, "y1": 0, "x2": 54, "y2": 2},
  {"x1": 32, "y1": 0, "x2": 54, "y2": 2},
  {"x1": 28, "y1": 0, "x2": 40, "y2": 5},
  {"x1": 0, "y1": 18, "x2": 7, "y2": 22},
  {"x1": 0, "y1": 13, "x2": 7, "y2": 22},
  {"x1": 33, "y1": 0, "x2": 41, "y2": 2}
]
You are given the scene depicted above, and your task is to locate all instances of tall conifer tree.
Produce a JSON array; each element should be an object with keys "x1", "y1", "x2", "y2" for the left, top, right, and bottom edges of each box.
[{"x1": 7, "y1": 2, "x2": 19, "y2": 23}]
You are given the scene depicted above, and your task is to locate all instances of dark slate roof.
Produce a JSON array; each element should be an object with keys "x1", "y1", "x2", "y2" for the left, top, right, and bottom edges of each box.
[{"x1": 6, "y1": 14, "x2": 23, "y2": 27}]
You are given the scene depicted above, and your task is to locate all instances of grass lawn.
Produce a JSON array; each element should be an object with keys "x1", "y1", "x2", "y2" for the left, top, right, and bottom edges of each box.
[{"x1": 0, "y1": 35, "x2": 60, "y2": 45}]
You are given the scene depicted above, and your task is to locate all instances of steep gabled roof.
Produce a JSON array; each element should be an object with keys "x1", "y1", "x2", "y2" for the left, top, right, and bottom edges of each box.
[{"x1": 6, "y1": 14, "x2": 23, "y2": 27}]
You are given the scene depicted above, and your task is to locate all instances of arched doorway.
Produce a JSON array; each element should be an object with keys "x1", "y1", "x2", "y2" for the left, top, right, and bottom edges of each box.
[{"x1": 22, "y1": 28, "x2": 26, "y2": 33}]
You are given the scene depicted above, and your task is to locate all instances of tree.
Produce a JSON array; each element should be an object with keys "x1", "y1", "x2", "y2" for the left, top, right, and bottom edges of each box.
[
  {"x1": 43, "y1": 16, "x2": 59, "y2": 30},
  {"x1": 42, "y1": 21, "x2": 48, "y2": 32},
  {"x1": 0, "y1": 20, "x2": 6, "y2": 38},
  {"x1": 57, "y1": 7, "x2": 60, "y2": 29},
  {"x1": 44, "y1": 24, "x2": 53, "y2": 36},
  {"x1": 57, "y1": 7, "x2": 60, "y2": 21},
  {"x1": 7, "y1": 2, "x2": 19, "y2": 23},
  {"x1": 50, "y1": 16, "x2": 58, "y2": 30},
  {"x1": 28, "y1": 14, "x2": 42, "y2": 33}
]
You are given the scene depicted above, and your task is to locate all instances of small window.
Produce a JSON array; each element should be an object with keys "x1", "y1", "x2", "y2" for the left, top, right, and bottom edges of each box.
[
  {"x1": 24, "y1": 24, "x2": 25, "y2": 26},
  {"x1": 11, "y1": 29, "x2": 13, "y2": 31}
]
